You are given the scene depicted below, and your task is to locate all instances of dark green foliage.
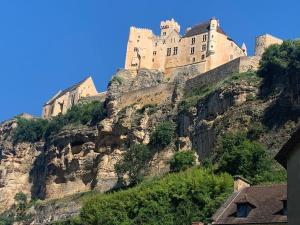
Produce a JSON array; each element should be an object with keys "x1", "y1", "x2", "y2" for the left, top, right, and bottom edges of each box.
[
  {"x1": 13, "y1": 118, "x2": 48, "y2": 143},
  {"x1": 0, "y1": 214, "x2": 14, "y2": 225},
  {"x1": 170, "y1": 151, "x2": 196, "y2": 172},
  {"x1": 115, "y1": 144, "x2": 151, "y2": 185},
  {"x1": 258, "y1": 40, "x2": 300, "y2": 97},
  {"x1": 109, "y1": 76, "x2": 123, "y2": 86},
  {"x1": 150, "y1": 121, "x2": 175, "y2": 149},
  {"x1": 14, "y1": 192, "x2": 27, "y2": 211},
  {"x1": 13, "y1": 101, "x2": 106, "y2": 143},
  {"x1": 246, "y1": 122, "x2": 266, "y2": 140},
  {"x1": 216, "y1": 133, "x2": 286, "y2": 184},
  {"x1": 79, "y1": 168, "x2": 233, "y2": 225}
]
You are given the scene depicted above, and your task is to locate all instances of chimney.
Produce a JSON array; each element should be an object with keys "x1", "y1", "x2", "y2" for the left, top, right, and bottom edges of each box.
[
  {"x1": 234, "y1": 175, "x2": 250, "y2": 192},
  {"x1": 192, "y1": 222, "x2": 204, "y2": 225}
]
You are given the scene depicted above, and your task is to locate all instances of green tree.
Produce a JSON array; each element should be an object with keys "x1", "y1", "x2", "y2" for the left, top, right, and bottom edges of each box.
[
  {"x1": 13, "y1": 118, "x2": 49, "y2": 143},
  {"x1": 258, "y1": 40, "x2": 300, "y2": 97},
  {"x1": 79, "y1": 168, "x2": 233, "y2": 225},
  {"x1": 170, "y1": 151, "x2": 196, "y2": 172},
  {"x1": 217, "y1": 133, "x2": 286, "y2": 184},
  {"x1": 115, "y1": 144, "x2": 151, "y2": 185},
  {"x1": 150, "y1": 121, "x2": 175, "y2": 149}
]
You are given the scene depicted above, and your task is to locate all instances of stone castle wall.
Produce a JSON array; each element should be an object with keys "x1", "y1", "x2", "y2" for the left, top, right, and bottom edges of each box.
[
  {"x1": 116, "y1": 83, "x2": 175, "y2": 110},
  {"x1": 185, "y1": 56, "x2": 260, "y2": 91},
  {"x1": 255, "y1": 34, "x2": 283, "y2": 57}
]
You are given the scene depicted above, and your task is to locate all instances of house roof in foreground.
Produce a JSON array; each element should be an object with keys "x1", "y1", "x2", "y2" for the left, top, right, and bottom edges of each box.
[{"x1": 212, "y1": 184, "x2": 287, "y2": 224}]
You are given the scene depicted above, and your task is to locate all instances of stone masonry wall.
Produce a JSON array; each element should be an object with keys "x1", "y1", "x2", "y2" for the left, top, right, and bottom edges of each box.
[
  {"x1": 184, "y1": 56, "x2": 260, "y2": 91},
  {"x1": 116, "y1": 83, "x2": 175, "y2": 110}
]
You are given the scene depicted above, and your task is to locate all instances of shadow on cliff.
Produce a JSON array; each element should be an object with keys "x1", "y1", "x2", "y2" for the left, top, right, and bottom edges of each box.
[{"x1": 29, "y1": 144, "x2": 47, "y2": 200}]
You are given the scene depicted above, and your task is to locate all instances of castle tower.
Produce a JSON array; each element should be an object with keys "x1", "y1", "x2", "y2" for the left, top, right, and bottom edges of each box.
[
  {"x1": 160, "y1": 18, "x2": 180, "y2": 38},
  {"x1": 208, "y1": 17, "x2": 218, "y2": 55},
  {"x1": 241, "y1": 42, "x2": 248, "y2": 56}
]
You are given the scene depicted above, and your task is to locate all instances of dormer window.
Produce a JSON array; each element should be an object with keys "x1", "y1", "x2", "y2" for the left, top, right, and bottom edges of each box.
[{"x1": 236, "y1": 203, "x2": 252, "y2": 218}]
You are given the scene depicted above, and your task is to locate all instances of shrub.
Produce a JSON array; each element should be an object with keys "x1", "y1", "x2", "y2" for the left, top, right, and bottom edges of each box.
[
  {"x1": 0, "y1": 214, "x2": 14, "y2": 225},
  {"x1": 258, "y1": 40, "x2": 300, "y2": 97},
  {"x1": 13, "y1": 118, "x2": 49, "y2": 143},
  {"x1": 13, "y1": 101, "x2": 106, "y2": 143},
  {"x1": 150, "y1": 121, "x2": 175, "y2": 149},
  {"x1": 216, "y1": 132, "x2": 286, "y2": 184},
  {"x1": 108, "y1": 76, "x2": 123, "y2": 86},
  {"x1": 79, "y1": 168, "x2": 233, "y2": 225},
  {"x1": 115, "y1": 144, "x2": 151, "y2": 185},
  {"x1": 170, "y1": 151, "x2": 196, "y2": 172}
]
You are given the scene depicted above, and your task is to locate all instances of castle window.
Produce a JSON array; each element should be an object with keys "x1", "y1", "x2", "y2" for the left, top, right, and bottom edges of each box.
[
  {"x1": 163, "y1": 32, "x2": 167, "y2": 36},
  {"x1": 152, "y1": 58, "x2": 154, "y2": 62},
  {"x1": 134, "y1": 47, "x2": 138, "y2": 52},
  {"x1": 201, "y1": 54, "x2": 205, "y2": 60},
  {"x1": 191, "y1": 37, "x2": 196, "y2": 45},
  {"x1": 173, "y1": 47, "x2": 178, "y2": 55},
  {"x1": 153, "y1": 51, "x2": 157, "y2": 56},
  {"x1": 192, "y1": 57, "x2": 196, "y2": 62},
  {"x1": 190, "y1": 47, "x2": 195, "y2": 55},
  {"x1": 167, "y1": 48, "x2": 172, "y2": 56},
  {"x1": 203, "y1": 35, "x2": 207, "y2": 42},
  {"x1": 202, "y1": 45, "x2": 206, "y2": 52},
  {"x1": 163, "y1": 40, "x2": 166, "y2": 44},
  {"x1": 138, "y1": 35, "x2": 141, "y2": 38},
  {"x1": 155, "y1": 42, "x2": 158, "y2": 47}
]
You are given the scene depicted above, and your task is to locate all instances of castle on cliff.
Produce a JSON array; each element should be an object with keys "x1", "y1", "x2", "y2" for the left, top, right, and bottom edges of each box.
[
  {"x1": 42, "y1": 17, "x2": 284, "y2": 118},
  {"x1": 125, "y1": 17, "x2": 282, "y2": 75}
]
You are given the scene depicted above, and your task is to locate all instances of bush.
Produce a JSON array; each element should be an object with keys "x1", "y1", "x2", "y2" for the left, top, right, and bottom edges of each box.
[
  {"x1": 170, "y1": 151, "x2": 196, "y2": 172},
  {"x1": 258, "y1": 40, "x2": 300, "y2": 97},
  {"x1": 13, "y1": 101, "x2": 106, "y2": 143},
  {"x1": 150, "y1": 121, "x2": 175, "y2": 149},
  {"x1": 115, "y1": 144, "x2": 151, "y2": 185},
  {"x1": 13, "y1": 118, "x2": 49, "y2": 143},
  {"x1": 79, "y1": 168, "x2": 233, "y2": 225},
  {"x1": 108, "y1": 76, "x2": 123, "y2": 86},
  {"x1": 216, "y1": 133, "x2": 286, "y2": 184}
]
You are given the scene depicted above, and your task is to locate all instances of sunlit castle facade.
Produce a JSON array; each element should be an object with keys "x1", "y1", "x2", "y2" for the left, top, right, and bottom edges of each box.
[{"x1": 125, "y1": 17, "x2": 247, "y2": 75}]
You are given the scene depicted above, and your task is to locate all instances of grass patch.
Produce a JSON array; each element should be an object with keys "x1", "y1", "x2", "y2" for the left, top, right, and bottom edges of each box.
[{"x1": 179, "y1": 72, "x2": 261, "y2": 113}]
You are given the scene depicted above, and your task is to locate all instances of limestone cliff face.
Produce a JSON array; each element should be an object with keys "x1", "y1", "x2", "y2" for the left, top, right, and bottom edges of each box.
[
  {"x1": 1, "y1": 67, "x2": 300, "y2": 224},
  {"x1": 0, "y1": 69, "x2": 181, "y2": 223}
]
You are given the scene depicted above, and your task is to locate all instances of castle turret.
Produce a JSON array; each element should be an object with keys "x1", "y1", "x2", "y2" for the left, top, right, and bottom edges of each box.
[
  {"x1": 241, "y1": 42, "x2": 248, "y2": 56},
  {"x1": 208, "y1": 17, "x2": 218, "y2": 55},
  {"x1": 160, "y1": 18, "x2": 180, "y2": 38}
]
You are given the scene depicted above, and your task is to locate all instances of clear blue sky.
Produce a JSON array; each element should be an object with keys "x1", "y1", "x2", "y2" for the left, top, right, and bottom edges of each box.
[{"x1": 0, "y1": 0, "x2": 299, "y2": 122}]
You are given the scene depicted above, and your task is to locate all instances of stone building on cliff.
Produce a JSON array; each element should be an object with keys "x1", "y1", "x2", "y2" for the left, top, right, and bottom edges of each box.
[
  {"x1": 125, "y1": 17, "x2": 247, "y2": 75},
  {"x1": 42, "y1": 76, "x2": 98, "y2": 118}
]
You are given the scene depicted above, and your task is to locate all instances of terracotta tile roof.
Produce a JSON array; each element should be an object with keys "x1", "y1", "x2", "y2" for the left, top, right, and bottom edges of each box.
[
  {"x1": 212, "y1": 184, "x2": 287, "y2": 224},
  {"x1": 183, "y1": 21, "x2": 226, "y2": 38}
]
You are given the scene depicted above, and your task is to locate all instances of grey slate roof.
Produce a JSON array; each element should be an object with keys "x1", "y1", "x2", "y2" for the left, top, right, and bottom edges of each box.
[
  {"x1": 183, "y1": 21, "x2": 226, "y2": 38},
  {"x1": 44, "y1": 76, "x2": 91, "y2": 106}
]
